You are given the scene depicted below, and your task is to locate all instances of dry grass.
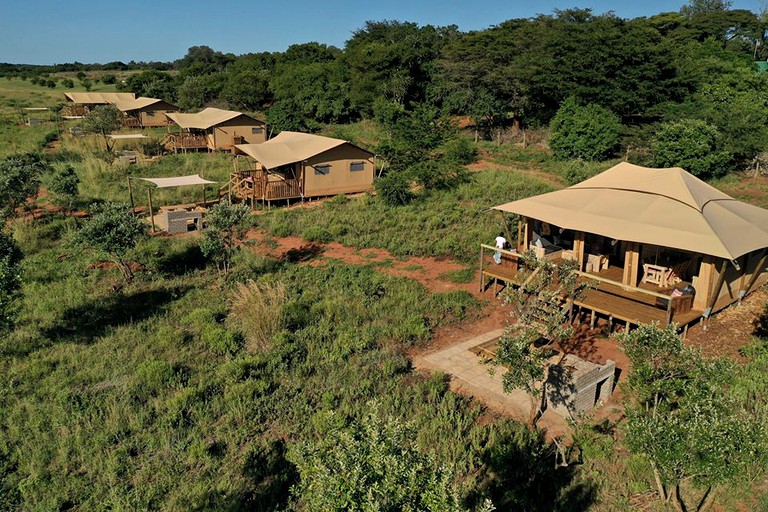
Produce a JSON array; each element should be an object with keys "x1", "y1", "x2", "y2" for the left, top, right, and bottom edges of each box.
[{"x1": 229, "y1": 279, "x2": 286, "y2": 352}]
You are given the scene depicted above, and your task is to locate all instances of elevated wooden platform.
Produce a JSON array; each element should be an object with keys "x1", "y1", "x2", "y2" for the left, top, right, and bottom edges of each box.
[{"x1": 479, "y1": 245, "x2": 703, "y2": 330}]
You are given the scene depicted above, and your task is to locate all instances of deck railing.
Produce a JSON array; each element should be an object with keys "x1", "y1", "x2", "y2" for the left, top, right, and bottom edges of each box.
[
  {"x1": 230, "y1": 170, "x2": 302, "y2": 202},
  {"x1": 574, "y1": 271, "x2": 692, "y2": 325},
  {"x1": 479, "y1": 244, "x2": 694, "y2": 326},
  {"x1": 167, "y1": 133, "x2": 208, "y2": 149}
]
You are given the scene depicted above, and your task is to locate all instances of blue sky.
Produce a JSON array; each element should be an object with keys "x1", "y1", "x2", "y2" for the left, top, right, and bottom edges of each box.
[{"x1": 0, "y1": 0, "x2": 764, "y2": 65}]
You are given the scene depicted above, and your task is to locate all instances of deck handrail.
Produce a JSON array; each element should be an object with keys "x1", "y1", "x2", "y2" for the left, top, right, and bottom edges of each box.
[
  {"x1": 480, "y1": 244, "x2": 521, "y2": 258},
  {"x1": 575, "y1": 271, "x2": 673, "y2": 301}
]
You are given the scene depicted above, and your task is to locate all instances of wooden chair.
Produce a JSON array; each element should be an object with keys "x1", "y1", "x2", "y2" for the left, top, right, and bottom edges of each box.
[{"x1": 642, "y1": 263, "x2": 671, "y2": 287}]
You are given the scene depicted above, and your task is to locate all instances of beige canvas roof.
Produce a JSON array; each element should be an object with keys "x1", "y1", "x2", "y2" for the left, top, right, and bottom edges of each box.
[
  {"x1": 139, "y1": 174, "x2": 217, "y2": 188},
  {"x1": 235, "y1": 131, "x2": 354, "y2": 169},
  {"x1": 114, "y1": 97, "x2": 173, "y2": 112},
  {"x1": 493, "y1": 162, "x2": 768, "y2": 260},
  {"x1": 165, "y1": 107, "x2": 258, "y2": 130},
  {"x1": 63, "y1": 92, "x2": 135, "y2": 104}
]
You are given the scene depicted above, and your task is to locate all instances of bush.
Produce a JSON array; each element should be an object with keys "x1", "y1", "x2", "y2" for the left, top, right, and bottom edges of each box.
[
  {"x1": 651, "y1": 118, "x2": 730, "y2": 179},
  {"x1": 375, "y1": 171, "x2": 412, "y2": 206},
  {"x1": 549, "y1": 97, "x2": 621, "y2": 161},
  {"x1": 301, "y1": 226, "x2": 332, "y2": 243},
  {"x1": 441, "y1": 136, "x2": 477, "y2": 165}
]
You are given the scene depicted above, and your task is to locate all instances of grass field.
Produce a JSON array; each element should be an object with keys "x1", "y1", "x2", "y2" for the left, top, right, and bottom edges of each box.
[{"x1": 1, "y1": 82, "x2": 767, "y2": 511}]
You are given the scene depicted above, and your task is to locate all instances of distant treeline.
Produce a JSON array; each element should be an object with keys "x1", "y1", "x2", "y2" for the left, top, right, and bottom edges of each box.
[{"x1": 6, "y1": 4, "x2": 768, "y2": 171}]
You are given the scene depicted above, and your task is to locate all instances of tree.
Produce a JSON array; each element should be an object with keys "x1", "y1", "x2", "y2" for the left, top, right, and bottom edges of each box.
[
  {"x1": 287, "y1": 407, "x2": 493, "y2": 511},
  {"x1": 176, "y1": 74, "x2": 226, "y2": 111},
  {"x1": 47, "y1": 165, "x2": 79, "y2": 214},
  {"x1": 73, "y1": 202, "x2": 146, "y2": 282},
  {"x1": 549, "y1": 97, "x2": 621, "y2": 161},
  {"x1": 0, "y1": 230, "x2": 23, "y2": 334},
  {"x1": 0, "y1": 153, "x2": 46, "y2": 220},
  {"x1": 122, "y1": 70, "x2": 177, "y2": 101},
  {"x1": 490, "y1": 256, "x2": 582, "y2": 427},
  {"x1": 199, "y1": 201, "x2": 249, "y2": 275},
  {"x1": 619, "y1": 324, "x2": 763, "y2": 512},
  {"x1": 81, "y1": 105, "x2": 122, "y2": 148},
  {"x1": 680, "y1": 0, "x2": 732, "y2": 17},
  {"x1": 652, "y1": 119, "x2": 730, "y2": 178}
]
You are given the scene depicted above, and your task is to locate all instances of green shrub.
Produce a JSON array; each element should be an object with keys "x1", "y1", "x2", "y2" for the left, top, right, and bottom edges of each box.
[
  {"x1": 375, "y1": 171, "x2": 412, "y2": 206},
  {"x1": 134, "y1": 360, "x2": 180, "y2": 397},
  {"x1": 441, "y1": 136, "x2": 477, "y2": 165},
  {"x1": 202, "y1": 324, "x2": 244, "y2": 356},
  {"x1": 301, "y1": 226, "x2": 332, "y2": 243},
  {"x1": 651, "y1": 118, "x2": 730, "y2": 179},
  {"x1": 550, "y1": 97, "x2": 621, "y2": 161}
]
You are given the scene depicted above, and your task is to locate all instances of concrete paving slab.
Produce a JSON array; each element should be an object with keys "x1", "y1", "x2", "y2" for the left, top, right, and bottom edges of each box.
[{"x1": 415, "y1": 329, "x2": 571, "y2": 436}]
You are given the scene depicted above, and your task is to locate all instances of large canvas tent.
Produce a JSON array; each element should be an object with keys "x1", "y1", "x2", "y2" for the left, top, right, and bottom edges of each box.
[
  {"x1": 62, "y1": 92, "x2": 136, "y2": 117},
  {"x1": 488, "y1": 162, "x2": 768, "y2": 322},
  {"x1": 494, "y1": 162, "x2": 768, "y2": 261},
  {"x1": 115, "y1": 97, "x2": 178, "y2": 128},
  {"x1": 164, "y1": 108, "x2": 265, "y2": 152},
  {"x1": 232, "y1": 131, "x2": 375, "y2": 206}
]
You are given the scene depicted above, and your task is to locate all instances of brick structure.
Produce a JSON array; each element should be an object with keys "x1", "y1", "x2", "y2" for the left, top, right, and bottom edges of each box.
[{"x1": 546, "y1": 354, "x2": 616, "y2": 418}]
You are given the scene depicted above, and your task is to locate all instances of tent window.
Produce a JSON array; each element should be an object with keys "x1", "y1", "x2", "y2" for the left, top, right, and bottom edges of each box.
[
  {"x1": 350, "y1": 161, "x2": 365, "y2": 172},
  {"x1": 252, "y1": 127, "x2": 264, "y2": 135},
  {"x1": 314, "y1": 164, "x2": 331, "y2": 176}
]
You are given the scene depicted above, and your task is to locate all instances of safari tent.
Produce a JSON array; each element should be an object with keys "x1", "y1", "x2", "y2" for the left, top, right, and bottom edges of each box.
[
  {"x1": 230, "y1": 131, "x2": 375, "y2": 207},
  {"x1": 482, "y1": 162, "x2": 768, "y2": 329},
  {"x1": 164, "y1": 108, "x2": 266, "y2": 153},
  {"x1": 115, "y1": 97, "x2": 178, "y2": 128},
  {"x1": 62, "y1": 92, "x2": 136, "y2": 117}
]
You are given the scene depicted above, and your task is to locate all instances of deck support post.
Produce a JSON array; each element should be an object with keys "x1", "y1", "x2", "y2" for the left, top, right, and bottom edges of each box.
[
  {"x1": 147, "y1": 188, "x2": 155, "y2": 234},
  {"x1": 478, "y1": 245, "x2": 485, "y2": 292},
  {"x1": 705, "y1": 259, "x2": 730, "y2": 318},
  {"x1": 740, "y1": 250, "x2": 767, "y2": 302}
]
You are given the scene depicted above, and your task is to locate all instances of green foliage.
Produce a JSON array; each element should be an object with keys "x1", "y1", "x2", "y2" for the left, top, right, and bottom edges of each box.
[
  {"x1": 652, "y1": 118, "x2": 730, "y2": 179},
  {"x1": 73, "y1": 202, "x2": 146, "y2": 281},
  {"x1": 0, "y1": 229, "x2": 23, "y2": 333},
  {"x1": 492, "y1": 256, "x2": 582, "y2": 426},
  {"x1": 375, "y1": 171, "x2": 413, "y2": 206},
  {"x1": 549, "y1": 97, "x2": 621, "y2": 161},
  {"x1": 81, "y1": 104, "x2": 122, "y2": 138},
  {"x1": 288, "y1": 406, "x2": 486, "y2": 512},
  {"x1": 47, "y1": 164, "x2": 79, "y2": 211},
  {"x1": 619, "y1": 324, "x2": 766, "y2": 511},
  {"x1": 0, "y1": 152, "x2": 46, "y2": 219},
  {"x1": 261, "y1": 169, "x2": 552, "y2": 262},
  {"x1": 199, "y1": 201, "x2": 249, "y2": 274}
]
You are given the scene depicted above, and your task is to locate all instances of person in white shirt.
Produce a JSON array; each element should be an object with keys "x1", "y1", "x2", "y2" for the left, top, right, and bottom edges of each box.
[{"x1": 493, "y1": 233, "x2": 507, "y2": 264}]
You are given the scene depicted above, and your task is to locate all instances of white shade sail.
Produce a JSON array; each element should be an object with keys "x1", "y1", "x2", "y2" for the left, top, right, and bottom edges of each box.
[{"x1": 139, "y1": 174, "x2": 217, "y2": 188}]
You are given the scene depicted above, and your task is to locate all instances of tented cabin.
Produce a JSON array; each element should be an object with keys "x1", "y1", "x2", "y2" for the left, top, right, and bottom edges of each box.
[
  {"x1": 481, "y1": 162, "x2": 768, "y2": 330},
  {"x1": 115, "y1": 97, "x2": 178, "y2": 128},
  {"x1": 62, "y1": 92, "x2": 136, "y2": 117},
  {"x1": 230, "y1": 132, "x2": 375, "y2": 207},
  {"x1": 164, "y1": 108, "x2": 266, "y2": 153}
]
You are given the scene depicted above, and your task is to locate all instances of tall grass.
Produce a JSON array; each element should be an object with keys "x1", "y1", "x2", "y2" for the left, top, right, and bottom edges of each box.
[
  {"x1": 6, "y1": 212, "x2": 580, "y2": 511},
  {"x1": 260, "y1": 168, "x2": 554, "y2": 262}
]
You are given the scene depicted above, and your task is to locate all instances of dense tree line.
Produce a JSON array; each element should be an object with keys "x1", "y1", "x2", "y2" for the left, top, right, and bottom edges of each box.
[{"x1": 7, "y1": 1, "x2": 768, "y2": 171}]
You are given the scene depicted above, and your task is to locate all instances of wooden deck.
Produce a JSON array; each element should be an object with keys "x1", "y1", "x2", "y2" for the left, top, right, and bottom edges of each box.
[
  {"x1": 229, "y1": 170, "x2": 302, "y2": 205},
  {"x1": 479, "y1": 245, "x2": 703, "y2": 329}
]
